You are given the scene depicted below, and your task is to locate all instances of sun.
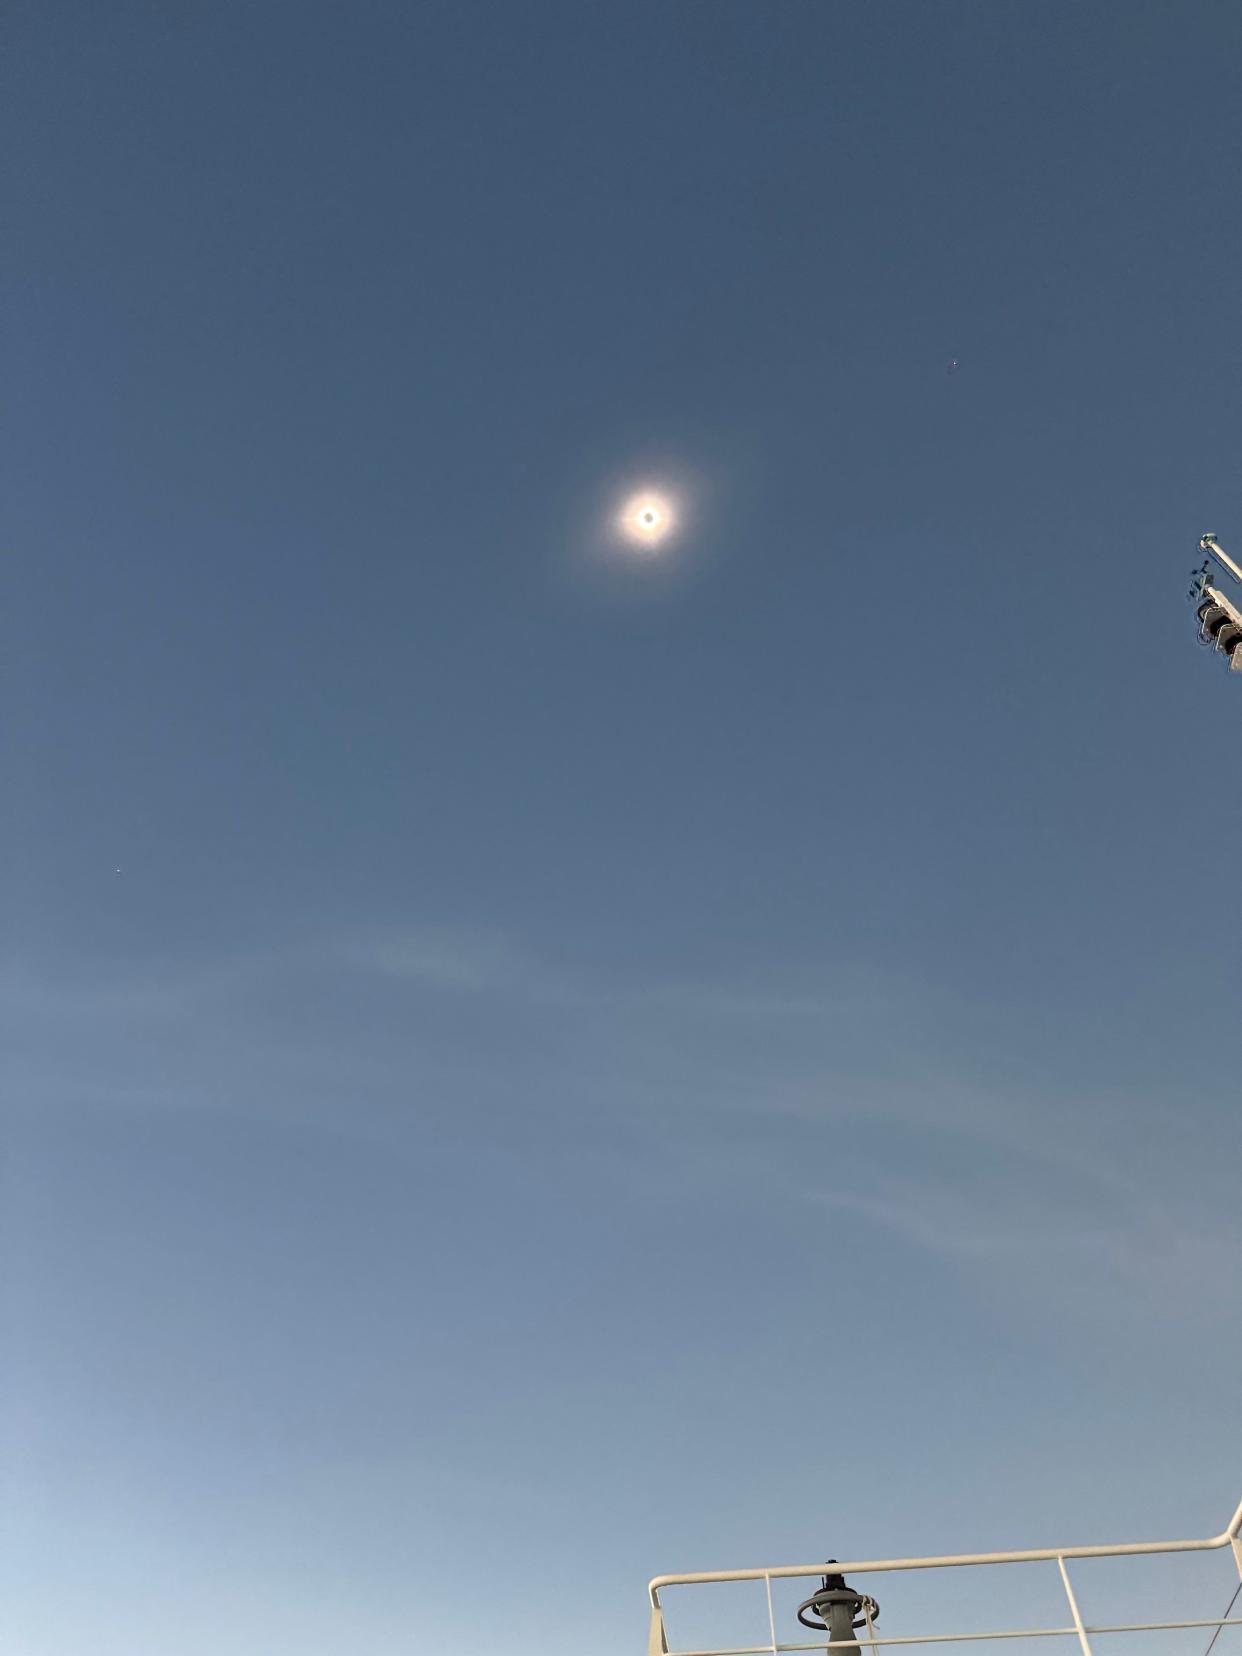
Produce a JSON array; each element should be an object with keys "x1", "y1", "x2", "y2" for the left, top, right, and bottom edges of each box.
[{"x1": 618, "y1": 490, "x2": 676, "y2": 551}]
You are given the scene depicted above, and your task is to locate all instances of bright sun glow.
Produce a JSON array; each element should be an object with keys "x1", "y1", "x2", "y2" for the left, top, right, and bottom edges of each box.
[{"x1": 617, "y1": 490, "x2": 676, "y2": 551}]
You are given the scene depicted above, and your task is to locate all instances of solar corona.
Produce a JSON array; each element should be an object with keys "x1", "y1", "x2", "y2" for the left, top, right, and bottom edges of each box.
[{"x1": 617, "y1": 490, "x2": 676, "y2": 551}]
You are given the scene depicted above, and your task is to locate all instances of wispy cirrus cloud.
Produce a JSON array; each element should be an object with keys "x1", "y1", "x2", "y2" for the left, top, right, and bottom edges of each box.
[
  {"x1": 814, "y1": 1168, "x2": 1242, "y2": 1322},
  {"x1": 343, "y1": 928, "x2": 530, "y2": 993},
  {"x1": 340, "y1": 926, "x2": 590, "y2": 1003},
  {"x1": 4, "y1": 923, "x2": 1237, "y2": 1327}
]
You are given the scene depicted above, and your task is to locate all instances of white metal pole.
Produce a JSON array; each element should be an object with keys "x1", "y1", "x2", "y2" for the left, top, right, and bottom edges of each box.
[
  {"x1": 765, "y1": 1574, "x2": 779, "y2": 1656},
  {"x1": 1201, "y1": 534, "x2": 1242, "y2": 584},
  {"x1": 1056, "y1": 1557, "x2": 1094, "y2": 1656}
]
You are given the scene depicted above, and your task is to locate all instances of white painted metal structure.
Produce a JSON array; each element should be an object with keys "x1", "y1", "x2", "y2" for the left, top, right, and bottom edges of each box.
[
  {"x1": 1197, "y1": 582, "x2": 1242, "y2": 670},
  {"x1": 649, "y1": 1494, "x2": 1242, "y2": 1655},
  {"x1": 1194, "y1": 534, "x2": 1242, "y2": 670},
  {"x1": 1201, "y1": 534, "x2": 1242, "y2": 586}
]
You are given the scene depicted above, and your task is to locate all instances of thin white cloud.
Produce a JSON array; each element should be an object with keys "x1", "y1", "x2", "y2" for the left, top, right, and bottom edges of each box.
[
  {"x1": 814, "y1": 1175, "x2": 1242, "y2": 1320},
  {"x1": 344, "y1": 929, "x2": 524, "y2": 993},
  {"x1": 5, "y1": 926, "x2": 1236, "y2": 1326}
]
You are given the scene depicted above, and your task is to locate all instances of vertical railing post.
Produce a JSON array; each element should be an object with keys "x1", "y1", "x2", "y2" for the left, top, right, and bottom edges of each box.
[
  {"x1": 1057, "y1": 1556, "x2": 1094, "y2": 1656},
  {"x1": 861, "y1": 1598, "x2": 881, "y2": 1652},
  {"x1": 648, "y1": 1602, "x2": 668, "y2": 1656}
]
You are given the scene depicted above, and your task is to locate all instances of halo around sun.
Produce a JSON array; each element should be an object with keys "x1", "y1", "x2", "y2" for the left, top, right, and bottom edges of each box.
[{"x1": 617, "y1": 490, "x2": 676, "y2": 551}]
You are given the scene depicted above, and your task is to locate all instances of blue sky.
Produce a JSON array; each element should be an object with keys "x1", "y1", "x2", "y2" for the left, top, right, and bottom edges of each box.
[{"x1": 4, "y1": 3, "x2": 1242, "y2": 1653}]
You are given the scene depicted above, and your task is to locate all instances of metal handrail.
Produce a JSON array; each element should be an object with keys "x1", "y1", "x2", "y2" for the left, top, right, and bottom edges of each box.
[
  {"x1": 648, "y1": 1494, "x2": 1242, "y2": 1656},
  {"x1": 664, "y1": 1621, "x2": 1242, "y2": 1654}
]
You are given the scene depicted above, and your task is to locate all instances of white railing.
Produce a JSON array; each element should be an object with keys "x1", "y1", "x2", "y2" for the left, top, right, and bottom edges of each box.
[{"x1": 649, "y1": 1494, "x2": 1242, "y2": 1656}]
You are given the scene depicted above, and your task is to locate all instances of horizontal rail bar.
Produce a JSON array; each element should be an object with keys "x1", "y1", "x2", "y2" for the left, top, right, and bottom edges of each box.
[
  {"x1": 666, "y1": 1616, "x2": 1242, "y2": 1655},
  {"x1": 650, "y1": 1496, "x2": 1242, "y2": 1604},
  {"x1": 666, "y1": 1635, "x2": 1077, "y2": 1654}
]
